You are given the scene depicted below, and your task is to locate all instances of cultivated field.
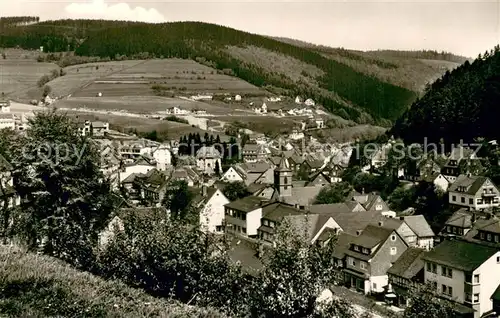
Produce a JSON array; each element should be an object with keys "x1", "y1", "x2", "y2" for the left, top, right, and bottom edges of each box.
[
  {"x1": 219, "y1": 115, "x2": 308, "y2": 136},
  {"x1": 48, "y1": 60, "x2": 143, "y2": 98},
  {"x1": 0, "y1": 49, "x2": 58, "y2": 97},
  {"x1": 53, "y1": 95, "x2": 244, "y2": 115},
  {"x1": 62, "y1": 110, "x2": 232, "y2": 141},
  {"x1": 70, "y1": 59, "x2": 265, "y2": 98}
]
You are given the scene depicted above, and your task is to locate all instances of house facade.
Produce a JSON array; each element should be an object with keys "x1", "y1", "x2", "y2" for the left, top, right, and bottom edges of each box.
[
  {"x1": 448, "y1": 175, "x2": 500, "y2": 210},
  {"x1": 199, "y1": 188, "x2": 230, "y2": 234},
  {"x1": 343, "y1": 225, "x2": 409, "y2": 294},
  {"x1": 423, "y1": 239, "x2": 500, "y2": 318}
]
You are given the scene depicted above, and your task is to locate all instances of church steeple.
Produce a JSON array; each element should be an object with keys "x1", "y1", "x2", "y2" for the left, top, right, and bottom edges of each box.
[{"x1": 274, "y1": 153, "x2": 292, "y2": 197}]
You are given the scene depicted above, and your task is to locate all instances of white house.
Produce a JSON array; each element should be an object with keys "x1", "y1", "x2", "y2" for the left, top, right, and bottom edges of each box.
[
  {"x1": 267, "y1": 96, "x2": 282, "y2": 102},
  {"x1": 448, "y1": 175, "x2": 500, "y2": 210},
  {"x1": 304, "y1": 98, "x2": 315, "y2": 107},
  {"x1": 190, "y1": 94, "x2": 213, "y2": 101},
  {"x1": 0, "y1": 114, "x2": 15, "y2": 130},
  {"x1": 152, "y1": 145, "x2": 172, "y2": 171},
  {"x1": 199, "y1": 187, "x2": 230, "y2": 233},
  {"x1": 289, "y1": 129, "x2": 305, "y2": 140},
  {"x1": 295, "y1": 96, "x2": 302, "y2": 104},
  {"x1": 221, "y1": 166, "x2": 245, "y2": 183},
  {"x1": 423, "y1": 239, "x2": 500, "y2": 318},
  {"x1": 166, "y1": 106, "x2": 190, "y2": 115},
  {"x1": 235, "y1": 95, "x2": 242, "y2": 101},
  {"x1": 423, "y1": 173, "x2": 450, "y2": 192},
  {"x1": 196, "y1": 146, "x2": 222, "y2": 175},
  {"x1": 0, "y1": 98, "x2": 11, "y2": 113},
  {"x1": 118, "y1": 157, "x2": 156, "y2": 182},
  {"x1": 254, "y1": 102, "x2": 267, "y2": 114},
  {"x1": 225, "y1": 196, "x2": 267, "y2": 237}
]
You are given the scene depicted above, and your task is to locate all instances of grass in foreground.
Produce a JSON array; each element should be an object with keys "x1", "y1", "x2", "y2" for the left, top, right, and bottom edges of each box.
[{"x1": 0, "y1": 246, "x2": 225, "y2": 317}]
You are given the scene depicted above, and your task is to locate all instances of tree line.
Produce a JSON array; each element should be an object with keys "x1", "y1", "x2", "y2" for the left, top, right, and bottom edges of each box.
[{"x1": 0, "y1": 19, "x2": 416, "y2": 124}]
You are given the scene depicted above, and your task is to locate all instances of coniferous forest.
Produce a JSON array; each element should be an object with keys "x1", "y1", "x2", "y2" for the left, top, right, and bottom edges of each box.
[
  {"x1": 392, "y1": 46, "x2": 500, "y2": 146},
  {"x1": 0, "y1": 18, "x2": 417, "y2": 124}
]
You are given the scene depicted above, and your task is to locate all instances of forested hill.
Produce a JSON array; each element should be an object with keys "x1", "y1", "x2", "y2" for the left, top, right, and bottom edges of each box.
[
  {"x1": 391, "y1": 46, "x2": 500, "y2": 146},
  {"x1": 0, "y1": 18, "x2": 418, "y2": 125}
]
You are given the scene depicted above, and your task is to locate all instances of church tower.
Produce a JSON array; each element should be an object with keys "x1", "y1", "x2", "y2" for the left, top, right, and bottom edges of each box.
[{"x1": 274, "y1": 154, "x2": 292, "y2": 198}]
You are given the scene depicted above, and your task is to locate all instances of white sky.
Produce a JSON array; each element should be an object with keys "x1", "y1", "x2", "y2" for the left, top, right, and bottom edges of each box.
[{"x1": 1, "y1": 0, "x2": 500, "y2": 57}]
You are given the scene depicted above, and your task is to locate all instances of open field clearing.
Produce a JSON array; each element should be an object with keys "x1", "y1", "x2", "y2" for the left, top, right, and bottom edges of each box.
[
  {"x1": 0, "y1": 246, "x2": 225, "y2": 317},
  {"x1": 62, "y1": 109, "x2": 231, "y2": 140},
  {"x1": 218, "y1": 115, "x2": 308, "y2": 136},
  {"x1": 311, "y1": 125, "x2": 387, "y2": 143},
  {"x1": 53, "y1": 96, "x2": 238, "y2": 115},
  {"x1": 47, "y1": 60, "x2": 144, "y2": 97},
  {"x1": 0, "y1": 58, "x2": 58, "y2": 96},
  {"x1": 71, "y1": 59, "x2": 265, "y2": 98}
]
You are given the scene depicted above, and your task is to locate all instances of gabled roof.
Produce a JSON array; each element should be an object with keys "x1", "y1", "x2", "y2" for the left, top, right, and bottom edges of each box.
[
  {"x1": 331, "y1": 231, "x2": 357, "y2": 259},
  {"x1": 281, "y1": 186, "x2": 323, "y2": 207},
  {"x1": 239, "y1": 162, "x2": 271, "y2": 174},
  {"x1": 448, "y1": 174, "x2": 494, "y2": 195},
  {"x1": 363, "y1": 194, "x2": 387, "y2": 211},
  {"x1": 403, "y1": 215, "x2": 435, "y2": 237},
  {"x1": 280, "y1": 213, "x2": 333, "y2": 242},
  {"x1": 387, "y1": 247, "x2": 426, "y2": 279},
  {"x1": 447, "y1": 145, "x2": 475, "y2": 162},
  {"x1": 351, "y1": 225, "x2": 394, "y2": 249},
  {"x1": 261, "y1": 201, "x2": 303, "y2": 221},
  {"x1": 444, "y1": 208, "x2": 475, "y2": 228},
  {"x1": 309, "y1": 205, "x2": 385, "y2": 235},
  {"x1": 422, "y1": 239, "x2": 499, "y2": 272},
  {"x1": 224, "y1": 195, "x2": 268, "y2": 213}
]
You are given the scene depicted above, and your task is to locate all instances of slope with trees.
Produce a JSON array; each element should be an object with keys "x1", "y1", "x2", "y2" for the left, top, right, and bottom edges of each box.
[
  {"x1": 392, "y1": 46, "x2": 500, "y2": 147},
  {"x1": 0, "y1": 19, "x2": 417, "y2": 124}
]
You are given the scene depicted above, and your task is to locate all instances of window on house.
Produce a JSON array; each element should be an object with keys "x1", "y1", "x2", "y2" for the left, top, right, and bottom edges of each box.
[
  {"x1": 452, "y1": 227, "x2": 457, "y2": 234},
  {"x1": 478, "y1": 199, "x2": 483, "y2": 204},
  {"x1": 495, "y1": 235, "x2": 499, "y2": 243},
  {"x1": 373, "y1": 283, "x2": 377, "y2": 290},
  {"x1": 487, "y1": 234, "x2": 492, "y2": 241},
  {"x1": 242, "y1": 227, "x2": 246, "y2": 233},
  {"x1": 473, "y1": 294, "x2": 480, "y2": 303},
  {"x1": 474, "y1": 274, "x2": 479, "y2": 284},
  {"x1": 446, "y1": 226, "x2": 451, "y2": 233},
  {"x1": 360, "y1": 262, "x2": 366, "y2": 270},
  {"x1": 391, "y1": 235, "x2": 396, "y2": 241},
  {"x1": 452, "y1": 195, "x2": 456, "y2": 201},
  {"x1": 432, "y1": 263, "x2": 437, "y2": 273},
  {"x1": 497, "y1": 256, "x2": 500, "y2": 264},
  {"x1": 390, "y1": 247, "x2": 397, "y2": 255},
  {"x1": 466, "y1": 293, "x2": 472, "y2": 303},
  {"x1": 354, "y1": 246, "x2": 359, "y2": 251},
  {"x1": 469, "y1": 198, "x2": 473, "y2": 204},
  {"x1": 480, "y1": 232, "x2": 485, "y2": 239},
  {"x1": 461, "y1": 197, "x2": 465, "y2": 203},
  {"x1": 427, "y1": 262, "x2": 432, "y2": 272},
  {"x1": 362, "y1": 248, "x2": 369, "y2": 254}
]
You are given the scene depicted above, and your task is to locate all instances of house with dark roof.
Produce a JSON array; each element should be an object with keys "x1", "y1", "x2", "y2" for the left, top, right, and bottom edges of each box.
[
  {"x1": 422, "y1": 239, "x2": 500, "y2": 318},
  {"x1": 422, "y1": 172, "x2": 450, "y2": 192},
  {"x1": 439, "y1": 208, "x2": 478, "y2": 241},
  {"x1": 170, "y1": 166, "x2": 201, "y2": 187},
  {"x1": 387, "y1": 247, "x2": 427, "y2": 308},
  {"x1": 343, "y1": 224, "x2": 409, "y2": 294},
  {"x1": 441, "y1": 146, "x2": 478, "y2": 183},
  {"x1": 404, "y1": 157, "x2": 441, "y2": 182},
  {"x1": 348, "y1": 191, "x2": 395, "y2": 217},
  {"x1": 224, "y1": 196, "x2": 269, "y2": 237},
  {"x1": 448, "y1": 175, "x2": 500, "y2": 210},
  {"x1": 242, "y1": 143, "x2": 270, "y2": 163},
  {"x1": 119, "y1": 155, "x2": 156, "y2": 183},
  {"x1": 464, "y1": 215, "x2": 500, "y2": 248},
  {"x1": 307, "y1": 170, "x2": 333, "y2": 187},
  {"x1": 257, "y1": 202, "x2": 321, "y2": 245},
  {"x1": 400, "y1": 215, "x2": 435, "y2": 249}
]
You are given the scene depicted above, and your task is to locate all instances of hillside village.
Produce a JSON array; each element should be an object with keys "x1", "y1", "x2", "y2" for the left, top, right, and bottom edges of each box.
[
  {"x1": 2, "y1": 15, "x2": 500, "y2": 318},
  {"x1": 1, "y1": 100, "x2": 499, "y2": 317}
]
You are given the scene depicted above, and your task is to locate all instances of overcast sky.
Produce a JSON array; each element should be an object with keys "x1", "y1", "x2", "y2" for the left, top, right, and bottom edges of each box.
[{"x1": 1, "y1": 0, "x2": 499, "y2": 57}]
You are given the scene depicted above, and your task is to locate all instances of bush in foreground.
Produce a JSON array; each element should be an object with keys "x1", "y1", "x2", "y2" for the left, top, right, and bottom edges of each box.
[{"x1": 0, "y1": 246, "x2": 225, "y2": 317}]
